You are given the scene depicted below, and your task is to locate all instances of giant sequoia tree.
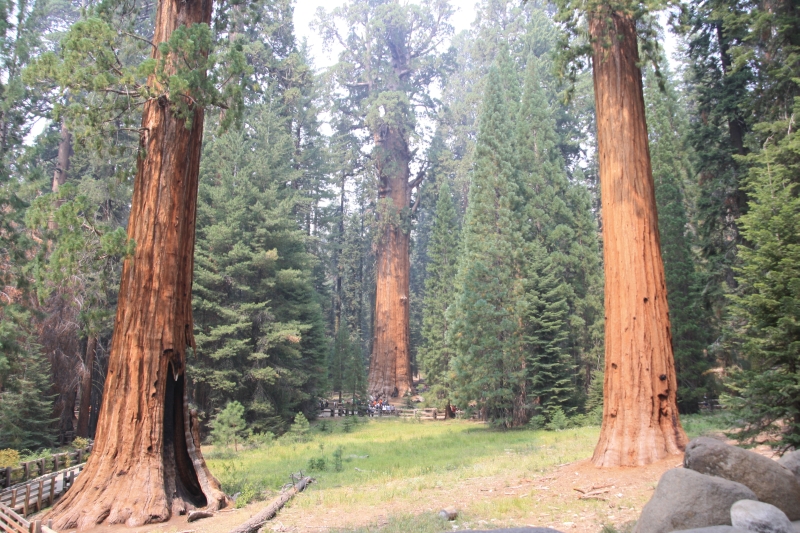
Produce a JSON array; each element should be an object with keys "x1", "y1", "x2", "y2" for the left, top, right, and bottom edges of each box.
[
  {"x1": 47, "y1": 0, "x2": 230, "y2": 527},
  {"x1": 314, "y1": 0, "x2": 453, "y2": 399},
  {"x1": 556, "y1": 0, "x2": 687, "y2": 466}
]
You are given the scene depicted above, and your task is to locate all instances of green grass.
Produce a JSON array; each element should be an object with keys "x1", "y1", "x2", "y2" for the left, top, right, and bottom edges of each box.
[
  {"x1": 681, "y1": 411, "x2": 731, "y2": 439},
  {"x1": 206, "y1": 413, "x2": 733, "y2": 533},
  {"x1": 207, "y1": 417, "x2": 599, "y2": 506}
]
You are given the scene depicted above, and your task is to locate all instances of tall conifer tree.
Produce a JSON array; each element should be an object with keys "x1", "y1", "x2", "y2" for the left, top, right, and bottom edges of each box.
[
  {"x1": 419, "y1": 180, "x2": 460, "y2": 405},
  {"x1": 449, "y1": 66, "x2": 525, "y2": 428},
  {"x1": 644, "y1": 63, "x2": 715, "y2": 413}
]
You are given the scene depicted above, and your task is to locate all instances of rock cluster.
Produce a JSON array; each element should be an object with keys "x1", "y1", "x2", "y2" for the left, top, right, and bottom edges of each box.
[{"x1": 634, "y1": 439, "x2": 800, "y2": 533}]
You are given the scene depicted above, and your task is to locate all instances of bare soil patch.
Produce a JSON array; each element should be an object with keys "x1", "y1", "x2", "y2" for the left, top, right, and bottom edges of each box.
[{"x1": 64, "y1": 454, "x2": 680, "y2": 533}]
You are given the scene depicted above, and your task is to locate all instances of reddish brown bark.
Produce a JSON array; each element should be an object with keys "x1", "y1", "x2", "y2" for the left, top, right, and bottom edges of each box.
[
  {"x1": 589, "y1": 11, "x2": 688, "y2": 467},
  {"x1": 367, "y1": 124, "x2": 413, "y2": 400},
  {"x1": 46, "y1": 0, "x2": 228, "y2": 528},
  {"x1": 75, "y1": 335, "x2": 96, "y2": 438}
]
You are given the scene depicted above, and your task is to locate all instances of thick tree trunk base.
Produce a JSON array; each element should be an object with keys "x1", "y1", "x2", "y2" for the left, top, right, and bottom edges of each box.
[
  {"x1": 367, "y1": 124, "x2": 414, "y2": 401},
  {"x1": 589, "y1": 10, "x2": 687, "y2": 467},
  {"x1": 47, "y1": 376, "x2": 228, "y2": 530}
]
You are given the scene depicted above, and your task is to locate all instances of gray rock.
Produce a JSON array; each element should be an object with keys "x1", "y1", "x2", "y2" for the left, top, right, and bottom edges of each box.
[
  {"x1": 671, "y1": 527, "x2": 750, "y2": 533},
  {"x1": 633, "y1": 468, "x2": 757, "y2": 533},
  {"x1": 684, "y1": 438, "x2": 800, "y2": 520},
  {"x1": 731, "y1": 500, "x2": 793, "y2": 533},
  {"x1": 460, "y1": 530, "x2": 563, "y2": 533},
  {"x1": 439, "y1": 507, "x2": 458, "y2": 520},
  {"x1": 779, "y1": 451, "x2": 800, "y2": 480},
  {"x1": 793, "y1": 522, "x2": 800, "y2": 533}
]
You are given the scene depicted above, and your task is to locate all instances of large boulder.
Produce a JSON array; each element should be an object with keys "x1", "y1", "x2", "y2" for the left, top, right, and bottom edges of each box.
[
  {"x1": 671, "y1": 527, "x2": 750, "y2": 533},
  {"x1": 461, "y1": 529, "x2": 563, "y2": 533},
  {"x1": 634, "y1": 468, "x2": 757, "y2": 533},
  {"x1": 684, "y1": 438, "x2": 800, "y2": 520},
  {"x1": 730, "y1": 500, "x2": 793, "y2": 533},
  {"x1": 779, "y1": 451, "x2": 800, "y2": 480}
]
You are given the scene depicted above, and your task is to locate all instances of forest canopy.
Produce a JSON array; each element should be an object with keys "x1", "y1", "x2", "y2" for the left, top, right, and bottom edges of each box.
[{"x1": 1, "y1": 0, "x2": 798, "y2": 455}]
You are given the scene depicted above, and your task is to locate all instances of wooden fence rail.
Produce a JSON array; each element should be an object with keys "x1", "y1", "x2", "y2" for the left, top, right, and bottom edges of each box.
[
  {"x1": 0, "y1": 446, "x2": 91, "y2": 489},
  {"x1": 0, "y1": 502, "x2": 58, "y2": 533},
  {"x1": 0, "y1": 464, "x2": 84, "y2": 518},
  {"x1": 397, "y1": 408, "x2": 439, "y2": 420}
]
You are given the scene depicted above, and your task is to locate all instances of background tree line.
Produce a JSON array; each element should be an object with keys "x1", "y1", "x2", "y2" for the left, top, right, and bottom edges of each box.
[{"x1": 0, "y1": 0, "x2": 798, "y2": 451}]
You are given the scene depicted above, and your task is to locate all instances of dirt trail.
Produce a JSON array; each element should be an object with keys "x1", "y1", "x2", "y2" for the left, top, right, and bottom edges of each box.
[{"x1": 65, "y1": 454, "x2": 681, "y2": 533}]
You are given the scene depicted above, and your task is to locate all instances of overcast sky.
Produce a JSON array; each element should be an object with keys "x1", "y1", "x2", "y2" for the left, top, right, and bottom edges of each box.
[{"x1": 293, "y1": 0, "x2": 479, "y2": 70}]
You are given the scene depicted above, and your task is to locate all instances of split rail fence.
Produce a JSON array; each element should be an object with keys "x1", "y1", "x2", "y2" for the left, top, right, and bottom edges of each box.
[
  {"x1": 0, "y1": 464, "x2": 84, "y2": 518},
  {"x1": 1, "y1": 446, "x2": 91, "y2": 489},
  {"x1": 0, "y1": 502, "x2": 58, "y2": 533}
]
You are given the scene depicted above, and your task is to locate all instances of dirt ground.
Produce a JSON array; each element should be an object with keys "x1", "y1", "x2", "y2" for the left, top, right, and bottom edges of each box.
[{"x1": 65, "y1": 453, "x2": 684, "y2": 533}]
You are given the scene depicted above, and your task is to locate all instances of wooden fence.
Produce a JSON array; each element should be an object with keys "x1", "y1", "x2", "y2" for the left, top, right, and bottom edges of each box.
[
  {"x1": 397, "y1": 408, "x2": 439, "y2": 420},
  {"x1": 0, "y1": 464, "x2": 84, "y2": 518},
  {"x1": 0, "y1": 503, "x2": 58, "y2": 533},
  {"x1": 1, "y1": 446, "x2": 91, "y2": 489}
]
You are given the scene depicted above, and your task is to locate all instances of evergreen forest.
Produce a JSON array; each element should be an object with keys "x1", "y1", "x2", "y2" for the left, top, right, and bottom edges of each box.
[{"x1": 1, "y1": 0, "x2": 799, "y2": 460}]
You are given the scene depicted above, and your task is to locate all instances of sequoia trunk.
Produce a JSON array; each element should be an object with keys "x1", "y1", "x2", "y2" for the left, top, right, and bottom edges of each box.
[
  {"x1": 49, "y1": 120, "x2": 71, "y2": 230},
  {"x1": 47, "y1": 0, "x2": 228, "y2": 528},
  {"x1": 367, "y1": 125, "x2": 412, "y2": 399},
  {"x1": 75, "y1": 335, "x2": 96, "y2": 438},
  {"x1": 589, "y1": 11, "x2": 688, "y2": 467}
]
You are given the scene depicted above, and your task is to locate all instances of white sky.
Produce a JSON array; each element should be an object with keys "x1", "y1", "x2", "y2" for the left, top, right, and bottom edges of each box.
[{"x1": 293, "y1": 0, "x2": 479, "y2": 70}]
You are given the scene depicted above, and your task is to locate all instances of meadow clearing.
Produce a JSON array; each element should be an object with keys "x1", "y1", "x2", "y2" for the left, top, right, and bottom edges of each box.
[
  {"x1": 64, "y1": 414, "x2": 728, "y2": 533},
  {"x1": 180, "y1": 414, "x2": 727, "y2": 533}
]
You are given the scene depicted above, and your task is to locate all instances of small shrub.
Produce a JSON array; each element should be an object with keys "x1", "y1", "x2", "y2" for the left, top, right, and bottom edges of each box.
[
  {"x1": 307, "y1": 456, "x2": 327, "y2": 471},
  {"x1": 342, "y1": 416, "x2": 356, "y2": 433},
  {"x1": 528, "y1": 415, "x2": 546, "y2": 430},
  {"x1": 0, "y1": 449, "x2": 20, "y2": 468},
  {"x1": 211, "y1": 401, "x2": 250, "y2": 451},
  {"x1": 72, "y1": 437, "x2": 90, "y2": 449},
  {"x1": 246, "y1": 432, "x2": 274, "y2": 449},
  {"x1": 332, "y1": 446, "x2": 343, "y2": 472},
  {"x1": 316, "y1": 420, "x2": 331, "y2": 433},
  {"x1": 403, "y1": 391, "x2": 414, "y2": 409},
  {"x1": 546, "y1": 407, "x2": 570, "y2": 431},
  {"x1": 287, "y1": 412, "x2": 311, "y2": 442},
  {"x1": 235, "y1": 483, "x2": 257, "y2": 508}
]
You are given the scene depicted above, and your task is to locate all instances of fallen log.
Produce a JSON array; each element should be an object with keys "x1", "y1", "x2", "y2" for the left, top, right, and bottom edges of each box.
[
  {"x1": 187, "y1": 510, "x2": 215, "y2": 522},
  {"x1": 227, "y1": 477, "x2": 312, "y2": 533}
]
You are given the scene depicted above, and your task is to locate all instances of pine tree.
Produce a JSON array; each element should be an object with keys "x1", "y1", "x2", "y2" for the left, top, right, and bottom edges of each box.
[
  {"x1": 419, "y1": 180, "x2": 460, "y2": 406},
  {"x1": 514, "y1": 57, "x2": 604, "y2": 413},
  {"x1": 191, "y1": 102, "x2": 327, "y2": 435},
  {"x1": 449, "y1": 66, "x2": 526, "y2": 428},
  {"x1": 678, "y1": 0, "x2": 751, "y2": 344},
  {"x1": 723, "y1": 0, "x2": 800, "y2": 450},
  {"x1": 420, "y1": 180, "x2": 460, "y2": 387},
  {"x1": 210, "y1": 401, "x2": 249, "y2": 451},
  {"x1": 524, "y1": 244, "x2": 574, "y2": 422},
  {"x1": 0, "y1": 305, "x2": 55, "y2": 450},
  {"x1": 644, "y1": 63, "x2": 716, "y2": 413}
]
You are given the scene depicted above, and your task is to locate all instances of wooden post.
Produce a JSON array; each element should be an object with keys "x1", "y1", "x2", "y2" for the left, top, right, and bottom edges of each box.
[
  {"x1": 38, "y1": 460, "x2": 44, "y2": 477},
  {"x1": 35, "y1": 480, "x2": 42, "y2": 512},
  {"x1": 22, "y1": 463, "x2": 28, "y2": 483},
  {"x1": 10, "y1": 488, "x2": 17, "y2": 509},
  {"x1": 31, "y1": 519, "x2": 41, "y2": 533},
  {"x1": 53, "y1": 456, "x2": 58, "y2": 472},
  {"x1": 77, "y1": 450, "x2": 83, "y2": 464},
  {"x1": 23, "y1": 484, "x2": 30, "y2": 516}
]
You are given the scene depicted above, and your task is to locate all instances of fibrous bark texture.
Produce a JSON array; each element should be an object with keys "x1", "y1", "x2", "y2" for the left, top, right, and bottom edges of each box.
[
  {"x1": 590, "y1": 11, "x2": 688, "y2": 467},
  {"x1": 75, "y1": 335, "x2": 96, "y2": 438},
  {"x1": 46, "y1": 0, "x2": 228, "y2": 528},
  {"x1": 368, "y1": 125, "x2": 413, "y2": 400}
]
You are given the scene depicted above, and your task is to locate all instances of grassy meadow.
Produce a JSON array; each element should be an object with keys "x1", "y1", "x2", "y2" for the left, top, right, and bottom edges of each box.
[{"x1": 203, "y1": 413, "x2": 729, "y2": 533}]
